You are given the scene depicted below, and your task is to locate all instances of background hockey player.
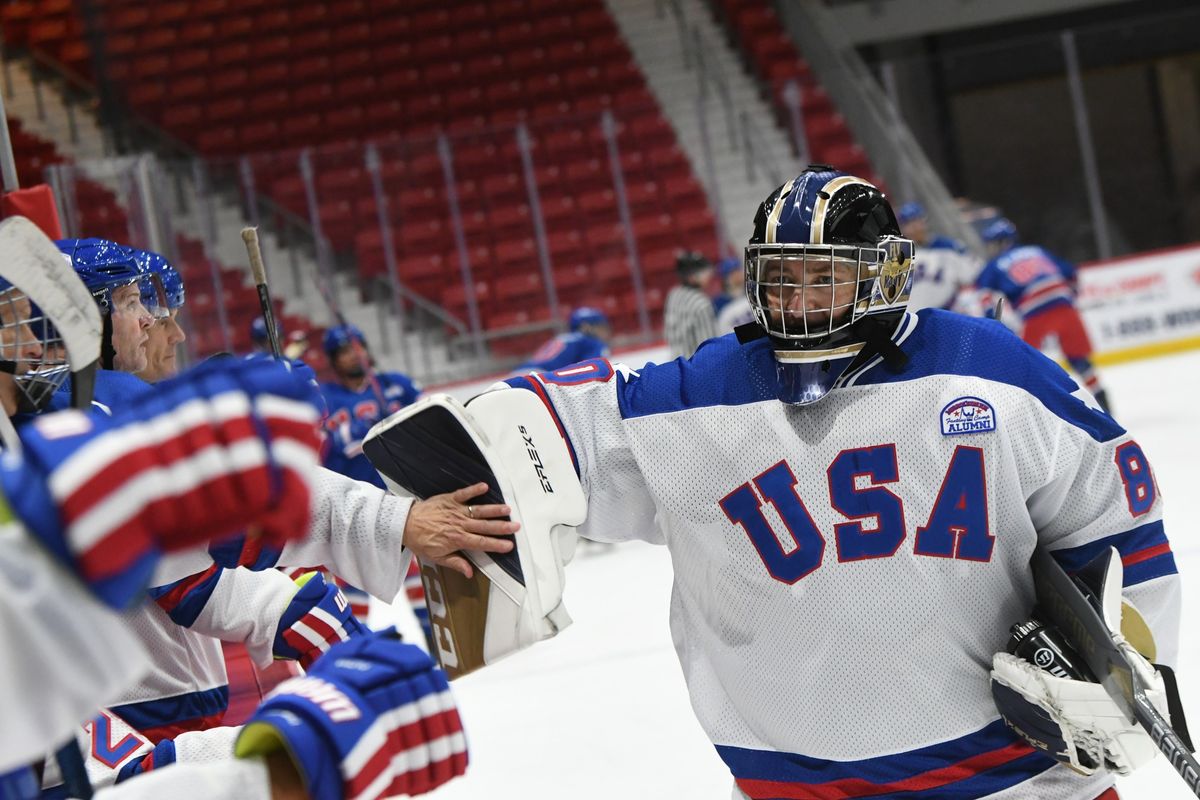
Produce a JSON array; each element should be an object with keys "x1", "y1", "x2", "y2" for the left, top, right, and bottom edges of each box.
[
  {"x1": 714, "y1": 255, "x2": 754, "y2": 333},
  {"x1": 320, "y1": 323, "x2": 420, "y2": 485},
  {"x1": 318, "y1": 321, "x2": 430, "y2": 644},
  {"x1": 895, "y1": 200, "x2": 982, "y2": 311},
  {"x1": 52, "y1": 239, "x2": 157, "y2": 412},
  {"x1": 663, "y1": 250, "x2": 717, "y2": 359},
  {"x1": 482, "y1": 167, "x2": 1178, "y2": 798},
  {"x1": 974, "y1": 217, "x2": 1109, "y2": 411},
  {"x1": 516, "y1": 306, "x2": 611, "y2": 374},
  {"x1": 131, "y1": 248, "x2": 187, "y2": 384}
]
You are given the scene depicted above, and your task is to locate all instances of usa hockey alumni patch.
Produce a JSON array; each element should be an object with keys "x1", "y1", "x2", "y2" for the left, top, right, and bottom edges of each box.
[{"x1": 941, "y1": 396, "x2": 996, "y2": 436}]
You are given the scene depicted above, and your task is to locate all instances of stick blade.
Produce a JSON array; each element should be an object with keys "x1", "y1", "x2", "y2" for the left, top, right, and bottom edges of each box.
[{"x1": 0, "y1": 216, "x2": 102, "y2": 370}]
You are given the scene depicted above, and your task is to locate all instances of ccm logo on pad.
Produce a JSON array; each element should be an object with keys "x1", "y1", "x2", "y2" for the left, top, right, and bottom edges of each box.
[
  {"x1": 519, "y1": 425, "x2": 555, "y2": 493},
  {"x1": 941, "y1": 397, "x2": 996, "y2": 436}
]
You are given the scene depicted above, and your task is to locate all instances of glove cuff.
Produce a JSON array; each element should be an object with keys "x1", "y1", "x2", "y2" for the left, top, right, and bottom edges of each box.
[{"x1": 236, "y1": 677, "x2": 371, "y2": 800}]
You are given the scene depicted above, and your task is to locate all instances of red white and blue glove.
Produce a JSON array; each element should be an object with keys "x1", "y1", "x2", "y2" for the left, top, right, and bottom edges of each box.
[
  {"x1": 236, "y1": 629, "x2": 468, "y2": 800},
  {"x1": 0, "y1": 357, "x2": 323, "y2": 608},
  {"x1": 274, "y1": 571, "x2": 370, "y2": 668}
]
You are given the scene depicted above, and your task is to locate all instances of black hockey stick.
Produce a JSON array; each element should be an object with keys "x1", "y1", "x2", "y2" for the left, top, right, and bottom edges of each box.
[{"x1": 1031, "y1": 547, "x2": 1200, "y2": 795}]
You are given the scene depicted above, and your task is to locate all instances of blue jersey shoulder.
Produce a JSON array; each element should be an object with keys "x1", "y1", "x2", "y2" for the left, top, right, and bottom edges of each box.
[
  {"x1": 55, "y1": 369, "x2": 154, "y2": 415},
  {"x1": 519, "y1": 333, "x2": 608, "y2": 373},
  {"x1": 615, "y1": 333, "x2": 777, "y2": 420},
  {"x1": 859, "y1": 309, "x2": 1121, "y2": 441}
]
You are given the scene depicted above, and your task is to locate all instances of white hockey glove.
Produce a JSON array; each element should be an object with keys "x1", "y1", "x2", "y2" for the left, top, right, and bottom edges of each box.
[
  {"x1": 991, "y1": 638, "x2": 1168, "y2": 775},
  {"x1": 991, "y1": 547, "x2": 1170, "y2": 776}
]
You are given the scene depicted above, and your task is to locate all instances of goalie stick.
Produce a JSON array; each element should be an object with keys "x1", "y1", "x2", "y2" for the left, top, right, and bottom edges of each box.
[
  {"x1": 1031, "y1": 547, "x2": 1199, "y2": 795},
  {"x1": 0, "y1": 217, "x2": 101, "y2": 797}
]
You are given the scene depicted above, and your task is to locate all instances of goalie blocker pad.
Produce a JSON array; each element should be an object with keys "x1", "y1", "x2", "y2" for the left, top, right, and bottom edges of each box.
[{"x1": 363, "y1": 390, "x2": 585, "y2": 679}]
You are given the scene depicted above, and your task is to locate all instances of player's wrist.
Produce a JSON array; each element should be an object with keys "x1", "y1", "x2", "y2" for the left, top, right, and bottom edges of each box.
[{"x1": 264, "y1": 750, "x2": 308, "y2": 800}]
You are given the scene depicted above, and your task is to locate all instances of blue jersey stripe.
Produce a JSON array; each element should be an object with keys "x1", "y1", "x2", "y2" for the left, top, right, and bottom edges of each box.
[
  {"x1": 147, "y1": 566, "x2": 224, "y2": 627},
  {"x1": 718, "y1": 719, "x2": 1055, "y2": 799},
  {"x1": 109, "y1": 685, "x2": 229, "y2": 731},
  {"x1": 1049, "y1": 520, "x2": 1176, "y2": 586},
  {"x1": 610, "y1": 312, "x2": 1124, "y2": 445}
]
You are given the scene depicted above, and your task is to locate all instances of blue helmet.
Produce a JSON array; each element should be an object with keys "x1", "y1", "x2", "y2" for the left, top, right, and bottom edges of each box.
[
  {"x1": 568, "y1": 307, "x2": 608, "y2": 333},
  {"x1": 251, "y1": 316, "x2": 284, "y2": 344},
  {"x1": 746, "y1": 166, "x2": 913, "y2": 405},
  {"x1": 981, "y1": 217, "x2": 1018, "y2": 246},
  {"x1": 717, "y1": 256, "x2": 741, "y2": 280},
  {"x1": 132, "y1": 248, "x2": 185, "y2": 314},
  {"x1": 323, "y1": 323, "x2": 366, "y2": 356},
  {"x1": 896, "y1": 201, "x2": 925, "y2": 225},
  {"x1": 56, "y1": 238, "x2": 144, "y2": 313}
]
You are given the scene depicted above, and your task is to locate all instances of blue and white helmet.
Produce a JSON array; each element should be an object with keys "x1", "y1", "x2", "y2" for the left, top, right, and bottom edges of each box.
[
  {"x1": 132, "y1": 248, "x2": 185, "y2": 316},
  {"x1": 981, "y1": 217, "x2": 1018, "y2": 248},
  {"x1": 745, "y1": 166, "x2": 915, "y2": 405},
  {"x1": 56, "y1": 238, "x2": 144, "y2": 314},
  {"x1": 568, "y1": 307, "x2": 608, "y2": 333}
]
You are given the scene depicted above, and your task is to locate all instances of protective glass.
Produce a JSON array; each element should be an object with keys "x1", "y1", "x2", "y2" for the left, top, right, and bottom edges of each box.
[{"x1": 139, "y1": 273, "x2": 171, "y2": 320}]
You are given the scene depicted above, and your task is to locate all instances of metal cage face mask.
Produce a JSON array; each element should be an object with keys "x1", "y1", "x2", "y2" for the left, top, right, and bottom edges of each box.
[
  {"x1": 0, "y1": 288, "x2": 70, "y2": 412},
  {"x1": 745, "y1": 237, "x2": 915, "y2": 348}
]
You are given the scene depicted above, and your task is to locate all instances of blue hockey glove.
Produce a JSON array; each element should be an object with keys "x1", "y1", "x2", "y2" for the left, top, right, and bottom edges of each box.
[
  {"x1": 236, "y1": 630, "x2": 468, "y2": 800},
  {"x1": 274, "y1": 571, "x2": 370, "y2": 668},
  {"x1": 0, "y1": 357, "x2": 323, "y2": 607}
]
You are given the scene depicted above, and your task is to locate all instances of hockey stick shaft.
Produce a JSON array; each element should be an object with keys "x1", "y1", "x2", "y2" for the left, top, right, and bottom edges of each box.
[
  {"x1": 1031, "y1": 548, "x2": 1200, "y2": 796},
  {"x1": 1133, "y1": 692, "x2": 1200, "y2": 794},
  {"x1": 241, "y1": 227, "x2": 281, "y2": 358}
]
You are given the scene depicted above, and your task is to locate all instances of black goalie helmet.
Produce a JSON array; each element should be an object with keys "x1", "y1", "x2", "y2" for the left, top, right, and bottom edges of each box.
[{"x1": 745, "y1": 166, "x2": 915, "y2": 405}]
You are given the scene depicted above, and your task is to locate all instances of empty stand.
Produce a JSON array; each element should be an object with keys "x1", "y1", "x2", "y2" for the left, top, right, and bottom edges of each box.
[{"x1": 3, "y1": 0, "x2": 749, "y2": 359}]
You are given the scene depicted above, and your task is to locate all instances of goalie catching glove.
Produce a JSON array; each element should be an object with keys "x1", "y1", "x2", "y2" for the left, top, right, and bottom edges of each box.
[
  {"x1": 990, "y1": 548, "x2": 1171, "y2": 775},
  {"x1": 236, "y1": 629, "x2": 467, "y2": 800}
]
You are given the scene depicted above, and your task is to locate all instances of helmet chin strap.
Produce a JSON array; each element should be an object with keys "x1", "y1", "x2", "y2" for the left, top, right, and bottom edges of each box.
[{"x1": 851, "y1": 316, "x2": 909, "y2": 371}]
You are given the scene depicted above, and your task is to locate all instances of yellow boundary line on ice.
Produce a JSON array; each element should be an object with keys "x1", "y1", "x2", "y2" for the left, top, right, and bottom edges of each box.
[{"x1": 1093, "y1": 336, "x2": 1200, "y2": 367}]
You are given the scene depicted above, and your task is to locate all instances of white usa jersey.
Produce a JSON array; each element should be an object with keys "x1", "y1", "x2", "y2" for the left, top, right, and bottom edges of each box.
[
  {"x1": 908, "y1": 236, "x2": 982, "y2": 311},
  {"x1": 504, "y1": 309, "x2": 1179, "y2": 799}
]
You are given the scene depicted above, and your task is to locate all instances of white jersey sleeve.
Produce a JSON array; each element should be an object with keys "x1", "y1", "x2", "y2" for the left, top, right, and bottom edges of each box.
[
  {"x1": 504, "y1": 361, "x2": 659, "y2": 544},
  {"x1": 278, "y1": 466, "x2": 412, "y2": 599},
  {"x1": 185, "y1": 567, "x2": 298, "y2": 668},
  {"x1": 91, "y1": 757, "x2": 270, "y2": 800},
  {"x1": 1024, "y1": 389, "x2": 1179, "y2": 664},
  {"x1": 0, "y1": 526, "x2": 149, "y2": 771}
]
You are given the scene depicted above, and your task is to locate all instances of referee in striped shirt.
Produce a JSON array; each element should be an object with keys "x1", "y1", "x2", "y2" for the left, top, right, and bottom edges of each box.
[{"x1": 663, "y1": 251, "x2": 718, "y2": 360}]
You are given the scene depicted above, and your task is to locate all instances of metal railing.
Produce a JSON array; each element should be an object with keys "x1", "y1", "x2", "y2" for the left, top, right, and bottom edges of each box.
[{"x1": 775, "y1": 0, "x2": 983, "y2": 255}]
